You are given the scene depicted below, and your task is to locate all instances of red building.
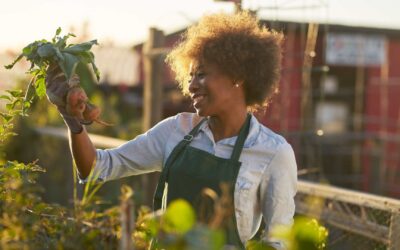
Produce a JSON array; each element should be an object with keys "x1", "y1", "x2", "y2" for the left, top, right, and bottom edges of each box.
[{"x1": 133, "y1": 20, "x2": 400, "y2": 198}]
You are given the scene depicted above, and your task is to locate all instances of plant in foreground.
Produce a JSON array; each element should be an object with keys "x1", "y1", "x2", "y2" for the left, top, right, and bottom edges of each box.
[{"x1": 5, "y1": 28, "x2": 108, "y2": 125}]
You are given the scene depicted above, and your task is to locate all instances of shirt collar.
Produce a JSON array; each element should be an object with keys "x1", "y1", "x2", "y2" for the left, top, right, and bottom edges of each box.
[{"x1": 197, "y1": 114, "x2": 261, "y2": 148}]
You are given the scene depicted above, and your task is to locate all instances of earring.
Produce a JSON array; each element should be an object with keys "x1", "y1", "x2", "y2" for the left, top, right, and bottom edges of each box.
[{"x1": 234, "y1": 83, "x2": 240, "y2": 88}]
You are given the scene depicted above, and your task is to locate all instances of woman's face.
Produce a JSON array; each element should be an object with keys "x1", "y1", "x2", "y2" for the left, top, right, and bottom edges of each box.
[{"x1": 188, "y1": 61, "x2": 246, "y2": 117}]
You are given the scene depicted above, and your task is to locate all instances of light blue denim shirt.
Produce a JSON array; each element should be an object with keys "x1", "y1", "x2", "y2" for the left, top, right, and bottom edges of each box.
[{"x1": 87, "y1": 112, "x2": 297, "y2": 249}]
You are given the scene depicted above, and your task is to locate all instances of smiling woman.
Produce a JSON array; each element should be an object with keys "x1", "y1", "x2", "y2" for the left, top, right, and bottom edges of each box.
[
  {"x1": 160, "y1": 14, "x2": 295, "y2": 249},
  {"x1": 45, "y1": 10, "x2": 297, "y2": 250},
  {"x1": 166, "y1": 11, "x2": 283, "y2": 109},
  {"x1": 165, "y1": 11, "x2": 283, "y2": 142}
]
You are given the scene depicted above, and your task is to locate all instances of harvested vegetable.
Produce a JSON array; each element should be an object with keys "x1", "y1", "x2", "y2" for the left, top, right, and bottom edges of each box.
[
  {"x1": 5, "y1": 28, "x2": 110, "y2": 126},
  {"x1": 66, "y1": 86, "x2": 88, "y2": 120},
  {"x1": 83, "y1": 103, "x2": 111, "y2": 126}
]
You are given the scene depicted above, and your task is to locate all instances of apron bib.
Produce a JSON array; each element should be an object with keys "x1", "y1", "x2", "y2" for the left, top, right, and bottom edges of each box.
[{"x1": 153, "y1": 114, "x2": 251, "y2": 248}]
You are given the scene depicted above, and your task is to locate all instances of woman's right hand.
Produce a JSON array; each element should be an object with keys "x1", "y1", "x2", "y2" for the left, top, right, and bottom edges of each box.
[
  {"x1": 45, "y1": 65, "x2": 83, "y2": 134},
  {"x1": 46, "y1": 64, "x2": 96, "y2": 179}
]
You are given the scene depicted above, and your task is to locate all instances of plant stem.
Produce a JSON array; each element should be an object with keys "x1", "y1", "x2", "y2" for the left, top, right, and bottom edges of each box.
[{"x1": 24, "y1": 76, "x2": 36, "y2": 103}]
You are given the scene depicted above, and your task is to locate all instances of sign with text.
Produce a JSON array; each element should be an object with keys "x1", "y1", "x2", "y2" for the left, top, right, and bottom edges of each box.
[{"x1": 326, "y1": 33, "x2": 387, "y2": 66}]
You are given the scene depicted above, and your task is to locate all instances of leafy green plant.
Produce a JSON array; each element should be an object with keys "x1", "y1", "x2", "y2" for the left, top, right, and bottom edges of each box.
[
  {"x1": 5, "y1": 28, "x2": 99, "y2": 101},
  {"x1": 134, "y1": 199, "x2": 225, "y2": 250},
  {"x1": 5, "y1": 28, "x2": 112, "y2": 127},
  {"x1": 0, "y1": 89, "x2": 120, "y2": 249},
  {"x1": 268, "y1": 216, "x2": 328, "y2": 250},
  {"x1": 0, "y1": 90, "x2": 30, "y2": 163}
]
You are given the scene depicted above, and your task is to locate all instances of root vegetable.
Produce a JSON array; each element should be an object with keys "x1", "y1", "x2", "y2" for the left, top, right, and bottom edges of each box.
[
  {"x1": 83, "y1": 102, "x2": 101, "y2": 122},
  {"x1": 82, "y1": 102, "x2": 112, "y2": 126},
  {"x1": 66, "y1": 86, "x2": 87, "y2": 120},
  {"x1": 65, "y1": 86, "x2": 112, "y2": 126}
]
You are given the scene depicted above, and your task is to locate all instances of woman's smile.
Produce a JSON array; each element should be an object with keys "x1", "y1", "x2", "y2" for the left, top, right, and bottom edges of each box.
[
  {"x1": 191, "y1": 93, "x2": 207, "y2": 107},
  {"x1": 188, "y1": 62, "x2": 247, "y2": 117}
]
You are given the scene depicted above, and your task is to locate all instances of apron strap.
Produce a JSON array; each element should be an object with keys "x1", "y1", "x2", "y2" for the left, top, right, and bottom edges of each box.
[
  {"x1": 153, "y1": 117, "x2": 207, "y2": 210},
  {"x1": 230, "y1": 113, "x2": 251, "y2": 162}
]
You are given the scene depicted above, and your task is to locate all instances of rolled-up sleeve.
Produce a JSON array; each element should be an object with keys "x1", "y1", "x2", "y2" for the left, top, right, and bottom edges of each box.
[
  {"x1": 259, "y1": 142, "x2": 298, "y2": 249},
  {"x1": 79, "y1": 115, "x2": 177, "y2": 183}
]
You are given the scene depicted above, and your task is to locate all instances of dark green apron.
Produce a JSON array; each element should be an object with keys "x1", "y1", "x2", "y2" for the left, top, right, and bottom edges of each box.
[{"x1": 153, "y1": 114, "x2": 251, "y2": 249}]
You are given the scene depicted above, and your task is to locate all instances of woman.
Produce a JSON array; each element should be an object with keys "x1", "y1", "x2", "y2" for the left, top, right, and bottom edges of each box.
[{"x1": 46, "y1": 11, "x2": 297, "y2": 249}]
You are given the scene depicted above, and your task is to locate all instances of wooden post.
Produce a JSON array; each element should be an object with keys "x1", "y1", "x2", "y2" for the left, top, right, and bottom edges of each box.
[
  {"x1": 142, "y1": 28, "x2": 165, "y2": 207},
  {"x1": 143, "y1": 27, "x2": 165, "y2": 131},
  {"x1": 388, "y1": 212, "x2": 400, "y2": 250},
  {"x1": 300, "y1": 23, "x2": 319, "y2": 169},
  {"x1": 300, "y1": 23, "x2": 319, "y2": 131},
  {"x1": 120, "y1": 198, "x2": 135, "y2": 250},
  {"x1": 120, "y1": 185, "x2": 135, "y2": 250}
]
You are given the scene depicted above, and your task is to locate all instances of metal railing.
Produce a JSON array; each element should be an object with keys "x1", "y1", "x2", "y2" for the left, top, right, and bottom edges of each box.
[
  {"x1": 296, "y1": 180, "x2": 400, "y2": 250},
  {"x1": 36, "y1": 126, "x2": 400, "y2": 250}
]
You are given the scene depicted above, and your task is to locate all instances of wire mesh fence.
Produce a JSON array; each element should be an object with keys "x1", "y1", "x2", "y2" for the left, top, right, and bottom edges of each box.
[{"x1": 296, "y1": 180, "x2": 400, "y2": 250}]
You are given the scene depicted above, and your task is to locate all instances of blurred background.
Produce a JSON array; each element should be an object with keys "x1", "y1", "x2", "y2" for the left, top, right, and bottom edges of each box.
[{"x1": 1, "y1": 1, "x2": 400, "y2": 249}]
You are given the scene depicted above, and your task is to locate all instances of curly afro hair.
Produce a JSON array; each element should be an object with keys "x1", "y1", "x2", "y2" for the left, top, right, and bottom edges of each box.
[{"x1": 166, "y1": 11, "x2": 283, "y2": 108}]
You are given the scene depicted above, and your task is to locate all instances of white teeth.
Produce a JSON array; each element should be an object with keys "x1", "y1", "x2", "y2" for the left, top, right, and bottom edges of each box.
[{"x1": 194, "y1": 95, "x2": 204, "y2": 102}]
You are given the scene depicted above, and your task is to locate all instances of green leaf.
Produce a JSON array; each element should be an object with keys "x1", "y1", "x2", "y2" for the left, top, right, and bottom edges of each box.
[
  {"x1": 6, "y1": 102, "x2": 16, "y2": 111},
  {"x1": 162, "y1": 199, "x2": 196, "y2": 234},
  {"x1": 34, "y1": 77, "x2": 46, "y2": 98},
  {"x1": 0, "y1": 113, "x2": 13, "y2": 122},
  {"x1": 22, "y1": 41, "x2": 38, "y2": 55},
  {"x1": 37, "y1": 43, "x2": 56, "y2": 58},
  {"x1": 78, "y1": 51, "x2": 96, "y2": 67},
  {"x1": 52, "y1": 27, "x2": 62, "y2": 43},
  {"x1": 0, "y1": 95, "x2": 11, "y2": 101},
  {"x1": 54, "y1": 47, "x2": 64, "y2": 62},
  {"x1": 63, "y1": 40, "x2": 98, "y2": 54},
  {"x1": 4, "y1": 54, "x2": 23, "y2": 69},
  {"x1": 29, "y1": 68, "x2": 41, "y2": 76},
  {"x1": 85, "y1": 51, "x2": 100, "y2": 81},
  {"x1": 6, "y1": 90, "x2": 23, "y2": 98},
  {"x1": 56, "y1": 53, "x2": 77, "y2": 82},
  {"x1": 61, "y1": 53, "x2": 79, "y2": 81},
  {"x1": 246, "y1": 240, "x2": 275, "y2": 250},
  {"x1": 55, "y1": 33, "x2": 76, "y2": 49},
  {"x1": 4, "y1": 132, "x2": 18, "y2": 137},
  {"x1": 184, "y1": 225, "x2": 226, "y2": 250},
  {"x1": 91, "y1": 61, "x2": 100, "y2": 81},
  {"x1": 141, "y1": 216, "x2": 159, "y2": 237}
]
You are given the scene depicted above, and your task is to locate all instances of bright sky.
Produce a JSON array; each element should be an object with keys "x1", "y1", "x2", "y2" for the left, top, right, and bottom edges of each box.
[{"x1": 1, "y1": 0, "x2": 399, "y2": 51}]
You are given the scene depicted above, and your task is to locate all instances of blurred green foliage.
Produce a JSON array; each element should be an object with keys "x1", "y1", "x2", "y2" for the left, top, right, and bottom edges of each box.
[
  {"x1": 0, "y1": 89, "x2": 120, "y2": 249},
  {"x1": 269, "y1": 216, "x2": 328, "y2": 250},
  {"x1": 134, "y1": 199, "x2": 226, "y2": 250}
]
